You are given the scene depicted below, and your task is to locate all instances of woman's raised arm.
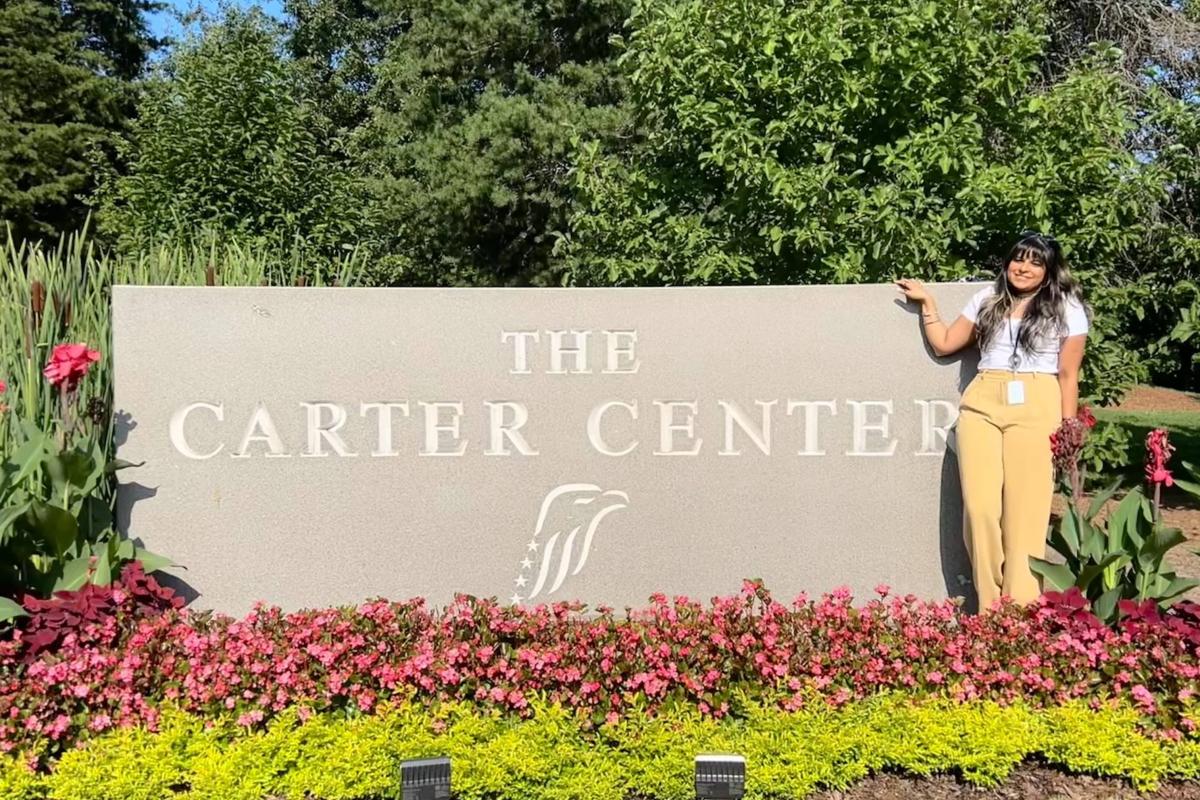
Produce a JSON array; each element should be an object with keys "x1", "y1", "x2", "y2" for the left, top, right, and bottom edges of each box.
[{"x1": 895, "y1": 279, "x2": 977, "y2": 356}]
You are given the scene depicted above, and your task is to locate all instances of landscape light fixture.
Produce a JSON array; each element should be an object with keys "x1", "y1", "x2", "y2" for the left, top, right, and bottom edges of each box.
[
  {"x1": 694, "y1": 753, "x2": 746, "y2": 799},
  {"x1": 400, "y1": 756, "x2": 451, "y2": 800}
]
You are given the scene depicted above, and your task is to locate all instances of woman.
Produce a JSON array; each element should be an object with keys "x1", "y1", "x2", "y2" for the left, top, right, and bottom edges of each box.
[{"x1": 895, "y1": 231, "x2": 1090, "y2": 609}]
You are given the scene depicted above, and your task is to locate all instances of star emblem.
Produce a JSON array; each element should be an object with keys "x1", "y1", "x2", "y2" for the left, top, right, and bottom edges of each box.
[
  {"x1": 510, "y1": 593, "x2": 523, "y2": 605},
  {"x1": 514, "y1": 575, "x2": 528, "y2": 588},
  {"x1": 520, "y1": 557, "x2": 533, "y2": 570},
  {"x1": 526, "y1": 538, "x2": 539, "y2": 552}
]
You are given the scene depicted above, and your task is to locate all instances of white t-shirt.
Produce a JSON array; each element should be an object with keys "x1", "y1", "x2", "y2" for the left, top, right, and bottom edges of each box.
[{"x1": 960, "y1": 285, "x2": 1089, "y2": 373}]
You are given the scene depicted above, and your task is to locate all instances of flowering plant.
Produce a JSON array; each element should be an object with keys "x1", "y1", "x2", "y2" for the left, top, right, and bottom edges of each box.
[
  {"x1": 4, "y1": 582, "x2": 1200, "y2": 763},
  {"x1": 41, "y1": 344, "x2": 100, "y2": 393},
  {"x1": 1146, "y1": 429, "x2": 1176, "y2": 516},
  {"x1": 1050, "y1": 405, "x2": 1097, "y2": 504},
  {"x1": 0, "y1": 344, "x2": 172, "y2": 625},
  {"x1": 1032, "y1": 424, "x2": 1198, "y2": 623},
  {"x1": 18, "y1": 561, "x2": 181, "y2": 662}
]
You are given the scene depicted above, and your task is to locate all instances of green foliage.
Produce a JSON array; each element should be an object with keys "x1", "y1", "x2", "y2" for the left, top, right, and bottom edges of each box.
[
  {"x1": 284, "y1": 0, "x2": 393, "y2": 138},
  {"x1": 0, "y1": 227, "x2": 364, "y2": 614},
  {"x1": 0, "y1": 1, "x2": 128, "y2": 243},
  {"x1": 65, "y1": 0, "x2": 166, "y2": 82},
  {"x1": 0, "y1": 0, "x2": 161, "y2": 242},
  {"x1": 1088, "y1": 276, "x2": 1200, "y2": 396},
  {"x1": 553, "y1": 0, "x2": 1200, "y2": 397},
  {"x1": 562, "y1": 0, "x2": 1091, "y2": 283},
  {"x1": 7, "y1": 696, "x2": 1200, "y2": 798},
  {"x1": 1158, "y1": 280, "x2": 1200, "y2": 386},
  {"x1": 0, "y1": 412, "x2": 170, "y2": 620},
  {"x1": 0, "y1": 755, "x2": 44, "y2": 800},
  {"x1": 1080, "y1": 418, "x2": 1133, "y2": 481},
  {"x1": 1030, "y1": 479, "x2": 1199, "y2": 623},
  {"x1": 1092, "y1": 409, "x2": 1200, "y2": 486},
  {"x1": 348, "y1": 0, "x2": 633, "y2": 286},
  {"x1": 1075, "y1": 285, "x2": 1154, "y2": 405},
  {"x1": 93, "y1": 8, "x2": 368, "y2": 262},
  {"x1": 0, "y1": 226, "x2": 365, "y2": 450}
]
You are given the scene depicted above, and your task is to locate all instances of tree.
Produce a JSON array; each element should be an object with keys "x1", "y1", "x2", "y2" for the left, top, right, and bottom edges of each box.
[
  {"x1": 93, "y1": 8, "x2": 367, "y2": 259},
  {"x1": 64, "y1": 0, "x2": 166, "y2": 81},
  {"x1": 559, "y1": 0, "x2": 1162, "y2": 283},
  {"x1": 0, "y1": 0, "x2": 128, "y2": 242},
  {"x1": 1040, "y1": 0, "x2": 1200, "y2": 97},
  {"x1": 284, "y1": 0, "x2": 394, "y2": 138},
  {"x1": 554, "y1": 0, "x2": 1200, "y2": 397},
  {"x1": 346, "y1": 0, "x2": 633, "y2": 286}
]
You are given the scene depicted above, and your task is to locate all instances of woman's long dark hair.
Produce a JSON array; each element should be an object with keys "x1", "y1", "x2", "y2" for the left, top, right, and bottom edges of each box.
[{"x1": 975, "y1": 231, "x2": 1091, "y2": 357}]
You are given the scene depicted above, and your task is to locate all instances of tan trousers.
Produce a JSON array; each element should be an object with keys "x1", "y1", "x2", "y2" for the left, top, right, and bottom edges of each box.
[{"x1": 957, "y1": 370, "x2": 1061, "y2": 609}]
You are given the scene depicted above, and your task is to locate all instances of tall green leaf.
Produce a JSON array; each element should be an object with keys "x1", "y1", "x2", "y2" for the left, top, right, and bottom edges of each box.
[
  {"x1": 0, "y1": 596, "x2": 27, "y2": 623},
  {"x1": 26, "y1": 499, "x2": 79, "y2": 557}
]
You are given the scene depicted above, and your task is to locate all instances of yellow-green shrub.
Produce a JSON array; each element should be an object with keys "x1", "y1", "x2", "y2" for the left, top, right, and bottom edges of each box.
[{"x1": 7, "y1": 695, "x2": 1200, "y2": 800}]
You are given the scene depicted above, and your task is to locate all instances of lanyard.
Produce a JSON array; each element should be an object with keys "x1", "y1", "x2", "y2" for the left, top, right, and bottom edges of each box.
[{"x1": 1009, "y1": 317, "x2": 1022, "y2": 373}]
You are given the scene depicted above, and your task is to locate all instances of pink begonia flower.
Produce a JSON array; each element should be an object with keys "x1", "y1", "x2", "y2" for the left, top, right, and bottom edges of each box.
[
  {"x1": 42, "y1": 343, "x2": 100, "y2": 390},
  {"x1": 9, "y1": 586, "x2": 1200, "y2": 767}
]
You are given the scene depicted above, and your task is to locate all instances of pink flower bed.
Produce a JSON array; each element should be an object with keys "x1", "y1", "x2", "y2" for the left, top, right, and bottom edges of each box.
[{"x1": 3, "y1": 580, "x2": 1200, "y2": 762}]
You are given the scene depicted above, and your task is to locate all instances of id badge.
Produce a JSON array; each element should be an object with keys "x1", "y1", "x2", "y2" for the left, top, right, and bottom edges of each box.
[{"x1": 1006, "y1": 380, "x2": 1026, "y2": 406}]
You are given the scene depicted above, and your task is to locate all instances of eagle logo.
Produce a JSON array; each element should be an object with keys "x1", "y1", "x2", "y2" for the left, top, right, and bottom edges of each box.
[{"x1": 510, "y1": 483, "x2": 629, "y2": 604}]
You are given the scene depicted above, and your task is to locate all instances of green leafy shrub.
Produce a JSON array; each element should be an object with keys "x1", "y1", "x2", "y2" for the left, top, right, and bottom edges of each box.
[
  {"x1": 1033, "y1": 428, "x2": 1199, "y2": 623},
  {"x1": 1031, "y1": 479, "x2": 1198, "y2": 622},
  {"x1": 1080, "y1": 418, "x2": 1132, "y2": 482},
  {"x1": 0, "y1": 228, "x2": 365, "y2": 620},
  {"x1": 92, "y1": 8, "x2": 368, "y2": 264},
  {"x1": 1160, "y1": 281, "x2": 1200, "y2": 384},
  {"x1": 4, "y1": 696, "x2": 1200, "y2": 799},
  {"x1": 0, "y1": 343, "x2": 170, "y2": 623},
  {"x1": 552, "y1": 0, "x2": 1200, "y2": 398}
]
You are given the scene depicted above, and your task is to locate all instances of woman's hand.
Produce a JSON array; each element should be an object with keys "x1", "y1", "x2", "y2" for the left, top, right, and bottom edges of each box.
[
  {"x1": 895, "y1": 278, "x2": 976, "y2": 356},
  {"x1": 895, "y1": 278, "x2": 931, "y2": 305}
]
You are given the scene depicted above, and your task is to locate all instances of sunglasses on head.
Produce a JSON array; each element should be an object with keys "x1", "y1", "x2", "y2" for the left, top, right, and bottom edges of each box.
[{"x1": 1019, "y1": 229, "x2": 1058, "y2": 245}]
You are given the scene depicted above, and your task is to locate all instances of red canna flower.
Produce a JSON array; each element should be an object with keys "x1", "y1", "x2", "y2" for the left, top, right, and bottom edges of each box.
[
  {"x1": 43, "y1": 343, "x2": 100, "y2": 392},
  {"x1": 1077, "y1": 405, "x2": 1096, "y2": 429},
  {"x1": 1050, "y1": 417, "x2": 1086, "y2": 477},
  {"x1": 1145, "y1": 428, "x2": 1175, "y2": 489}
]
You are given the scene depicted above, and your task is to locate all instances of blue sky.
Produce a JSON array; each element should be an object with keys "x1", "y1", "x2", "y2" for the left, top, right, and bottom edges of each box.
[{"x1": 147, "y1": 0, "x2": 284, "y2": 43}]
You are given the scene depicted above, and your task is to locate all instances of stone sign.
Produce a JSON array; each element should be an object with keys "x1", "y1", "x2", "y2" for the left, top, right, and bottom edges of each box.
[{"x1": 112, "y1": 283, "x2": 983, "y2": 615}]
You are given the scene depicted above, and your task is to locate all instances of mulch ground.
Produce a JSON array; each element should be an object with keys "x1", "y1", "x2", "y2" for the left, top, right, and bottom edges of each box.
[
  {"x1": 806, "y1": 766, "x2": 1200, "y2": 799},
  {"x1": 1110, "y1": 386, "x2": 1200, "y2": 414}
]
